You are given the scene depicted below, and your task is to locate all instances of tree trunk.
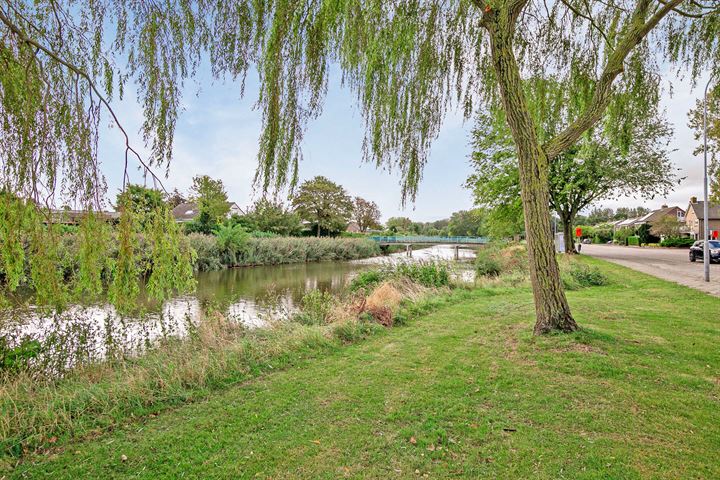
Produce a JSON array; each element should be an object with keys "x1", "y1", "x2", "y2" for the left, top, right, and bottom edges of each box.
[
  {"x1": 486, "y1": 7, "x2": 578, "y2": 334},
  {"x1": 561, "y1": 215, "x2": 576, "y2": 254}
]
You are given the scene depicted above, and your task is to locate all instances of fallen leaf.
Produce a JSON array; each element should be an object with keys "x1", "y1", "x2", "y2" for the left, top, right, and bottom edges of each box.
[
  {"x1": 120, "y1": 454, "x2": 128, "y2": 462},
  {"x1": 47, "y1": 437, "x2": 57, "y2": 444},
  {"x1": 311, "y1": 440, "x2": 321, "y2": 445},
  {"x1": 409, "y1": 436, "x2": 417, "y2": 445}
]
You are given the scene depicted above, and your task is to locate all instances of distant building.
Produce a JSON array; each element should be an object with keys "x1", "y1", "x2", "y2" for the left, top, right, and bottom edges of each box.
[
  {"x1": 346, "y1": 221, "x2": 361, "y2": 233},
  {"x1": 614, "y1": 217, "x2": 638, "y2": 231},
  {"x1": 171, "y1": 201, "x2": 245, "y2": 223},
  {"x1": 632, "y1": 205, "x2": 685, "y2": 227},
  {"x1": 685, "y1": 197, "x2": 720, "y2": 240},
  {"x1": 48, "y1": 209, "x2": 120, "y2": 225}
]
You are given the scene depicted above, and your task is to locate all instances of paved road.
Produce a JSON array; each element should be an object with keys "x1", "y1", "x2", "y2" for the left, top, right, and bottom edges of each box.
[{"x1": 582, "y1": 244, "x2": 720, "y2": 297}]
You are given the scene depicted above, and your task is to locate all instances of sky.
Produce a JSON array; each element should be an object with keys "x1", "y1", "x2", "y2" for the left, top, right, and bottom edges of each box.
[{"x1": 97, "y1": 63, "x2": 712, "y2": 223}]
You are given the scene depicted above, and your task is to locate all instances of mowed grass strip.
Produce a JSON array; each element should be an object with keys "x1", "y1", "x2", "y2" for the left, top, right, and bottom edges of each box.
[{"x1": 6, "y1": 257, "x2": 720, "y2": 479}]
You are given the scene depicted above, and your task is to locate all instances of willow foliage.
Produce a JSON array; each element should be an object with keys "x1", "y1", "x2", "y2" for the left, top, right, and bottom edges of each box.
[{"x1": 1, "y1": 1, "x2": 719, "y2": 311}]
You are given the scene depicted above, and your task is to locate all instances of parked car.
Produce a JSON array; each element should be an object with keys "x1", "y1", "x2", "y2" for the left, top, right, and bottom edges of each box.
[
  {"x1": 689, "y1": 240, "x2": 720, "y2": 263},
  {"x1": 581, "y1": 238, "x2": 592, "y2": 244}
]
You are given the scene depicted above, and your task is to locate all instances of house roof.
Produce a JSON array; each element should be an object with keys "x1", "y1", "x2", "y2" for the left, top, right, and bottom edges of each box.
[
  {"x1": 49, "y1": 209, "x2": 120, "y2": 224},
  {"x1": 172, "y1": 201, "x2": 244, "y2": 221},
  {"x1": 227, "y1": 202, "x2": 246, "y2": 214},
  {"x1": 172, "y1": 202, "x2": 199, "y2": 222},
  {"x1": 616, "y1": 217, "x2": 638, "y2": 227},
  {"x1": 633, "y1": 206, "x2": 684, "y2": 225},
  {"x1": 687, "y1": 201, "x2": 720, "y2": 221}
]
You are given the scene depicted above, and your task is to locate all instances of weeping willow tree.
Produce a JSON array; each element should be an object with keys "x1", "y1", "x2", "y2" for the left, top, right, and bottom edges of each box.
[{"x1": 1, "y1": 1, "x2": 718, "y2": 331}]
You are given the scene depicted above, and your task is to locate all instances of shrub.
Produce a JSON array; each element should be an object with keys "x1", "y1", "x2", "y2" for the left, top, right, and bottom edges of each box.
[
  {"x1": 394, "y1": 262, "x2": 450, "y2": 287},
  {"x1": 188, "y1": 235, "x2": 381, "y2": 271},
  {"x1": 349, "y1": 270, "x2": 383, "y2": 292},
  {"x1": 660, "y1": 237, "x2": 695, "y2": 248},
  {"x1": 561, "y1": 261, "x2": 609, "y2": 290},
  {"x1": 475, "y1": 255, "x2": 501, "y2": 277},
  {"x1": 627, "y1": 236, "x2": 640, "y2": 246},
  {"x1": 473, "y1": 243, "x2": 528, "y2": 278},
  {"x1": 613, "y1": 227, "x2": 635, "y2": 244},
  {"x1": 1, "y1": 337, "x2": 42, "y2": 373},
  {"x1": 332, "y1": 319, "x2": 382, "y2": 343},
  {"x1": 187, "y1": 233, "x2": 223, "y2": 271},
  {"x1": 213, "y1": 223, "x2": 249, "y2": 265},
  {"x1": 295, "y1": 290, "x2": 335, "y2": 325}
]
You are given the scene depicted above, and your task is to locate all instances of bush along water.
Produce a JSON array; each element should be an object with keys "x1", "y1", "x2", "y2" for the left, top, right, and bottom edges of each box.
[
  {"x1": 187, "y1": 234, "x2": 381, "y2": 270},
  {"x1": 349, "y1": 261, "x2": 452, "y2": 293}
]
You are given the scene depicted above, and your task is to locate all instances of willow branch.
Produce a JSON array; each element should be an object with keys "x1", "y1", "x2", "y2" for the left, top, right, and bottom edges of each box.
[
  {"x1": 0, "y1": 5, "x2": 167, "y2": 193},
  {"x1": 543, "y1": 0, "x2": 684, "y2": 161}
]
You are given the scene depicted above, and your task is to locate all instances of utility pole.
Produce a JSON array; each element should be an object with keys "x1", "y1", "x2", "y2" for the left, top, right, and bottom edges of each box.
[{"x1": 702, "y1": 74, "x2": 715, "y2": 283}]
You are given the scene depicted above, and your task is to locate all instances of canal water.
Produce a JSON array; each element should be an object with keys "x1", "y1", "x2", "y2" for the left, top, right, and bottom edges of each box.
[{"x1": 0, "y1": 245, "x2": 476, "y2": 372}]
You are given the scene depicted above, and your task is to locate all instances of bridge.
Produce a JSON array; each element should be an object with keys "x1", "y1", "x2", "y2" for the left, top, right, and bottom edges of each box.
[{"x1": 369, "y1": 236, "x2": 488, "y2": 258}]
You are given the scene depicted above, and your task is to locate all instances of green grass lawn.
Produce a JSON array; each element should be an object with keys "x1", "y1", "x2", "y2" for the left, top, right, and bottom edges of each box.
[{"x1": 5, "y1": 258, "x2": 720, "y2": 479}]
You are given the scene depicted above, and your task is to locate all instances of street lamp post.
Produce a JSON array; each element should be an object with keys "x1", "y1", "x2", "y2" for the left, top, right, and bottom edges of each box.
[{"x1": 702, "y1": 73, "x2": 715, "y2": 283}]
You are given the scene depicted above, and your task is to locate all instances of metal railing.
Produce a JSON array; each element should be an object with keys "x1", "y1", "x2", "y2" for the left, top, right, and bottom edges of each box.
[{"x1": 369, "y1": 236, "x2": 488, "y2": 244}]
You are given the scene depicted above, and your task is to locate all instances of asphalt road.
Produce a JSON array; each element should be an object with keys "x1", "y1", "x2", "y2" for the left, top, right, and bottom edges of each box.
[{"x1": 582, "y1": 244, "x2": 720, "y2": 297}]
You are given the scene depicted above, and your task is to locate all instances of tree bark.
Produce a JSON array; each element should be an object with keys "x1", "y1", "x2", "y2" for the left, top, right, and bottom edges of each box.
[
  {"x1": 485, "y1": 5, "x2": 578, "y2": 334},
  {"x1": 561, "y1": 214, "x2": 576, "y2": 254}
]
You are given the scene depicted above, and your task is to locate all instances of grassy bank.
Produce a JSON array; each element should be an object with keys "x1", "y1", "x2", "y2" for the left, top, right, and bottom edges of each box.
[
  {"x1": 4, "y1": 257, "x2": 720, "y2": 478},
  {"x1": 0, "y1": 262, "x2": 450, "y2": 460}
]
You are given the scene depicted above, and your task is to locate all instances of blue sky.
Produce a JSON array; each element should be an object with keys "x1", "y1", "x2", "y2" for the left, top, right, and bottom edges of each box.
[{"x1": 98, "y1": 63, "x2": 711, "y2": 223}]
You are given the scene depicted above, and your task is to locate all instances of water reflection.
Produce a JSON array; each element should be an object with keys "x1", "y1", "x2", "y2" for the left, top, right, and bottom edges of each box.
[{"x1": 0, "y1": 245, "x2": 476, "y2": 373}]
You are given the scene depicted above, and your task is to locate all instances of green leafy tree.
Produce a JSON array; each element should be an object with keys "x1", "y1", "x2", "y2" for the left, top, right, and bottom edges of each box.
[
  {"x1": 116, "y1": 184, "x2": 165, "y2": 227},
  {"x1": 469, "y1": 106, "x2": 676, "y2": 254},
  {"x1": 650, "y1": 216, "x2": 682, "y2": 239},
  {"x1": 165, "y1": 188, "x2": 187, "y2": 209},
  {"x1": 2, "y1": 1, "x2": 718, "y2": 333},
  {"x1": 238, "y1": 198, "x2": 302, "y2": 236},
  {"x1": 587, "y1": 208, "x2": 615, "y2": 226},
  {"x1": 448, "y1": 209, "x2": 486, "y2": 237},
  {"x1": 614, "y1": 207, "x2": 651, "y2": 221},
  {"x1": 689, "y1": 88, "x2": 720, "y2": 202},
  {"x1": 385, "y1": 217, "x2": 413, "y2": 234},
  {"x1": 188, "y1": 175, "x2": 230, "y2": 234},
  {"x1": 291, "y1": 176, "x2": 353, "y2": 237},
  {"x1": 353, "y1": 197, "x2": 382, "y2": 232}
]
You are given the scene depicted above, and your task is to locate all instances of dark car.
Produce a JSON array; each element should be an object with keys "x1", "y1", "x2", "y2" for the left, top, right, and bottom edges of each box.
[{"x1": 689, "y1": 240, "x2": 720, "y2": 263}]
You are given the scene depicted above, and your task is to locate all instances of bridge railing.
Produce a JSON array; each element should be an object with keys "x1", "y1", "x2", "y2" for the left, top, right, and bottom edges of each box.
[{"x1": 369, "y1": 236, "x2": 488, "y2": 244}]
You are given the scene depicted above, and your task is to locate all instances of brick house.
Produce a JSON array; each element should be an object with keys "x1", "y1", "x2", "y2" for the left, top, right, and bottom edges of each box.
[{"x1": 685, "y1": 197, "x2": 720, "y2": 240}]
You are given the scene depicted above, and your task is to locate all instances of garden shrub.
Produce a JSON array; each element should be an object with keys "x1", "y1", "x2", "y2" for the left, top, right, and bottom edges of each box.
[
  {"x1": 660, "y1": 237, "x2": 694, "y2": 248},
  {"x1": 627, "y1": 236, "x2": 640, "y2": 246}
]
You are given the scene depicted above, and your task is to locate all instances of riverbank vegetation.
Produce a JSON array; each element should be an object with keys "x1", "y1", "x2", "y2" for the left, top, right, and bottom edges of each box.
[
  {"x1": 4, "y1": 257, "x2": 719, "y2": 478},
  {"x1": 0, "y1": 262, "x2": 454, "y2": 460},
  {"x1": 475, "y1": 243, "x2": 609, "y2": 291},
  {"x1": 188, "y1": 234, "x2": 380, "y2": 270}
]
